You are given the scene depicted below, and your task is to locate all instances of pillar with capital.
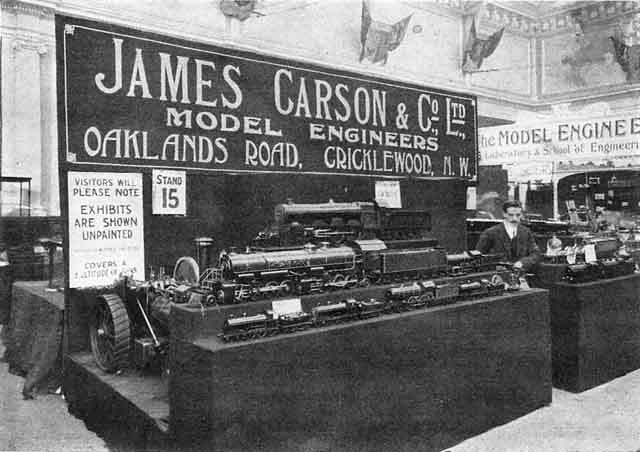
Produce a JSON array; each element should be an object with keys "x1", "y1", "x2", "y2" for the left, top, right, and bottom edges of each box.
[{"x1": 1, "y1": 1, "x2": 58, "y2": 215}]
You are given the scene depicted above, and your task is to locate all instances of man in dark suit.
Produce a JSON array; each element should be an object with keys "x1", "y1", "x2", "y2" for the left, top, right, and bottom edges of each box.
[{"x1": 476, "y1": 200, "x2": 541, "y2": 271}]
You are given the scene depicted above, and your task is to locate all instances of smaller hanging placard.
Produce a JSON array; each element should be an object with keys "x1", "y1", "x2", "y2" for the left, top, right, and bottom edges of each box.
[
  {"x1": 152, "y1": 169, "x2": 186, "y2": 215},
  {"x1": 375, "y1": 180, "x2": 402, "y2": 208}
]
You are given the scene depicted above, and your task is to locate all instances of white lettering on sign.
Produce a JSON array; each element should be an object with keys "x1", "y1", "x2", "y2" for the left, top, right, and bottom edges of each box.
[
  {"x1": 479, "y1": 114, "x2": 640, "y2": 166},
  {"x1": 152, "y1": 169, "x2": 187, "y2": 215},
  {"x1": 68, "y1": 172, "x2": 144, "y2": 288}
]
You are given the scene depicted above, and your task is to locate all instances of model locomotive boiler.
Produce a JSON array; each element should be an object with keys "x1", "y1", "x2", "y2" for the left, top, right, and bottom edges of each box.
[{"x1": 206, "y1": 239, "x2": 455, "y2": 303}]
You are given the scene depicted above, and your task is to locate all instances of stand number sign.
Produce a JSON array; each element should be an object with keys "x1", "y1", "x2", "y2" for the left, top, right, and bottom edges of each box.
[{"x1": 152, "y1": 170, "x2": 186, "y2": 215}]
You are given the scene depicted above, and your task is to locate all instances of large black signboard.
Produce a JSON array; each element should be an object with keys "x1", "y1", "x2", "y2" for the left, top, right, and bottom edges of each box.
[{"x1": 57, "y1": 16, "x2": 477, "y2": 180}]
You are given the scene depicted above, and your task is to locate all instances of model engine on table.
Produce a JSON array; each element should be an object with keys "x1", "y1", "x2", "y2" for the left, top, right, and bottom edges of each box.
[
  {"x1": 88, "y1": 200, "x2": 509, "y2": 373},
  {"x1": 542, "y1": 233, "x2": 638, "y2": 284},
  {"x1": 220, "y1": 274, "x2": 513, "y2": 342},
  {"x1": 89, "y1": 274, "x2": 180, "y2": 373},
  {"x1": 200, "y1": 240, "x2": 504, "y2": 304},
  {"x1": 251, "y1": 199, "x2": 435, "y2": 248}
]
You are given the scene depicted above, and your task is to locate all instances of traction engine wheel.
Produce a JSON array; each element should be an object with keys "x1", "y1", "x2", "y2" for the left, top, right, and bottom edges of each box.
[{"x1": 89, "y1": 294, "x2": 131, "y2": 373}]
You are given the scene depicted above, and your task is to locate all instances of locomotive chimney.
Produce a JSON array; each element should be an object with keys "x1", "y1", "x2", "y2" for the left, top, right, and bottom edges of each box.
[{"x1": 193, "y1": 237, "x2": 214, "y2": 271}]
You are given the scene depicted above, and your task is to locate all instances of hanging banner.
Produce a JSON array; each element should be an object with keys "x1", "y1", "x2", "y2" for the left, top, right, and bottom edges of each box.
[
  {"x1": 479, "y1": 113, "x2": 640, "y2": 167},
  {"x1": 68, "y1": 172, "x2": 145, "y2": 288},
  {"x1": 152, "y1": 169, "x2": 186, "y2": 215},
  {"x1": 57, "y1": 16, "x2": 477, "y2": 180}
]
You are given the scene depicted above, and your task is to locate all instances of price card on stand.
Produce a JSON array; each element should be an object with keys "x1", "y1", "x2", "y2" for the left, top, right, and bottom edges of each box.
[{"x1": 152, "y1": 170, "x2": 186, "y2": 215}]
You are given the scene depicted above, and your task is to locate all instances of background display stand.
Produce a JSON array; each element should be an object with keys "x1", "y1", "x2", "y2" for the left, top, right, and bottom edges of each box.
[{"x1": 550, "y1": 273, "x2": 640, "y2": 392}]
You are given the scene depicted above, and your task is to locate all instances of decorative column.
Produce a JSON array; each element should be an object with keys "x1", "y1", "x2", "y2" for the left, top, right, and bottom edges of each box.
[{"x1": 1, "y1": 1, "x2": 56, "y2": 215}]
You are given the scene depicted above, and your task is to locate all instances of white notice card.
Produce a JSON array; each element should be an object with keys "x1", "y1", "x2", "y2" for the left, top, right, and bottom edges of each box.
[
  {"x1": 68, "y1": 172, "x2": 145, "y2": 288},
  {"x1": 375, "y1": 180, "x2": 402, "y2": 208},
  {"x1": 272, "y1": 298, "x2": 302, "y2": 318},
  {"x1": 584, "y1": 244, "x2": 597, "y2": 263}
]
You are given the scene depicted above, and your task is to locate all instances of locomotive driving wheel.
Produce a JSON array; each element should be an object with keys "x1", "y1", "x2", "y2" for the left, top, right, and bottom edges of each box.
[
  {"x1": 280, "y1": 280, "x2": 293, "y2": 294},
  {"x1": 89, "y1": 294, "x2": 131, "y2": 373}
]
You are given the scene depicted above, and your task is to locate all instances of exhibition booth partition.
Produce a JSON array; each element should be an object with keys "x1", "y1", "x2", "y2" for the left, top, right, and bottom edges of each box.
[{"x1": 55, "y1": 15, "x2": 552, "y2": 452}]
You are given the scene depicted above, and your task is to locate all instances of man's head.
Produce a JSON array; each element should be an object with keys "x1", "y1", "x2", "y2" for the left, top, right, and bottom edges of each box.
[{"x1": 502, "y1": 200, "x2": 523, "y2": 225}]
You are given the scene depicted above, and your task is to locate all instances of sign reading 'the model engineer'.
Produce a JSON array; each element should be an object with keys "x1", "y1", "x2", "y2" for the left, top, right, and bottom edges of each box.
[
  {"x1": 57, "y1": 16, "x2": 477, "y2": 180},
  {"x1": 68, "y1": 172, "x2": 145, "y2": 288}
]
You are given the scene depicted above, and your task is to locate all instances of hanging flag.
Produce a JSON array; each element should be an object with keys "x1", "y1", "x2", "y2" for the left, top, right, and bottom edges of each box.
[
  {"x1": 462, "y1": 21, "x2": 504, "y2": 72},
  {"x1": 219, "y1": 0, "x2": 257, "y2": 21},
  {"x1": 609, "y1": 36, "x2": 640, "y2": 83},
  {"x1": 359, "y1": 1, "x2": 412, "y2": 65}
]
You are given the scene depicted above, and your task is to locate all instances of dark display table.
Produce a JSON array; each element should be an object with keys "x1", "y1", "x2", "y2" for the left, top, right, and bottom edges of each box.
[
  {"x1": 550, "y1": 273, "x2": 640, "y2": 392},
  {"x1": 2, "y1": 281, "x2": 64, "y2": 397},
  {"x1": 0, "y1": 264, "x2": 12, "y2": 323},
  {"x1": 170, "y1": 289, "x2": 551, "y2": 452},
  {"x1": 531, "y1": 262, "x2": 568, "y2": 289}
]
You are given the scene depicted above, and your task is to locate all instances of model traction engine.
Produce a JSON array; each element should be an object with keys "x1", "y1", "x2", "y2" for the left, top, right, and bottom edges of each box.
[{"x1": 89, "y1": 239, "x2": 211, "y2": 374}]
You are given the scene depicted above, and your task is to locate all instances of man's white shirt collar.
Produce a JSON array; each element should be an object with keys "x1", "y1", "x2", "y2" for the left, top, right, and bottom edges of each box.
[{"x1": 503, "y1": 221, "x2": 517, "y2": 239}]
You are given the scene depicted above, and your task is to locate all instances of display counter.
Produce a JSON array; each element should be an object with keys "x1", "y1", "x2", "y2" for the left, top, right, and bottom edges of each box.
[
  {"x1": 170, "y1": 289, "x2": 551, "y2": 452},
  {"x1": 2, "y1": 281, "x2": 64, "y2": 397},
  {"x1": 531, "y1": 262, "x2": 568, "y2": 289},
  {"x1": 550, "y1": 273, "x2": 640, "y2": 392},
  {"x1": 0, "y1": 264, "x2": 12, "y2": 324}
]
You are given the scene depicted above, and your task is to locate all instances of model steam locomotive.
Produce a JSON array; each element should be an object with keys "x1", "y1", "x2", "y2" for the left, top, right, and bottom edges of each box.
[
  {"x1": 220, "y1": 275, "x2": 509, "y2": 342},
  {"x1": 252, "y1": 200, "x2": 432, "y2": 248},
  {"x1": 198, "y1": 241, "x2": 504, "y2": 304},
  {"x1": 564, "y1": 258, "x2": 636, "y2": 284}
]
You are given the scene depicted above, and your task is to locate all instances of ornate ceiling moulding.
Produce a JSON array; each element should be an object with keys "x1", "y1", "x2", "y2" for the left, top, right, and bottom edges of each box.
[
  {"x1": 424, "y1": 1, "x2": 640, "y2": 37},
  {"x1": 547, "y1": 1, "x2": 640, "y2": 36}
]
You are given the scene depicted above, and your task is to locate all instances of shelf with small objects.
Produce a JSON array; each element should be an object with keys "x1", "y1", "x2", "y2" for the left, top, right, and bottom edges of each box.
[{"x1": 532, "y1": 228, "x2": 638, "y2": 288}]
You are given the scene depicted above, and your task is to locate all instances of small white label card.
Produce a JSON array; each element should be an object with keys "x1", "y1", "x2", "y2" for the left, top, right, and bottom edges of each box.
[
  {"x1": 375, "y1": 180, "x2": 402, "y2": 208},
  {"x1": 271, "y1": 298, "x2": 303, "y2": 318},
  {"x1": 584, "y1": 244, "x2": 597, "y2": 263}
]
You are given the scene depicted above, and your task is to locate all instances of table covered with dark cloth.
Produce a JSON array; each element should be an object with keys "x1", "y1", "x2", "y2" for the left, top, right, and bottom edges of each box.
[
  {"x1": 550, "y1": 272, "x2": 640, "y2": 392},
  {"x1": 1, "y1": 281, "x2": 64, "y2": 397},
  {"x1": 171, "y1": 288, "x2": 551, "y2": 452},
  {"x1": 530, "y1": 262, "x2": 568, "y2": 289},
  {"x1": 0, "y1": 264, "x2": 12, "y2": 324}
]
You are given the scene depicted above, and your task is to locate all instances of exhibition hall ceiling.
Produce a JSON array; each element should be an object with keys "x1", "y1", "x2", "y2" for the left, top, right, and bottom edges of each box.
[{"x1": 494, "y1": 1, "x2": 584, "y2": 17}]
